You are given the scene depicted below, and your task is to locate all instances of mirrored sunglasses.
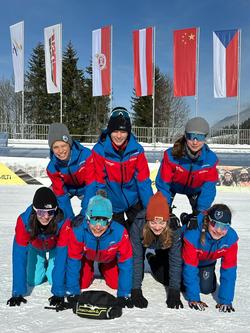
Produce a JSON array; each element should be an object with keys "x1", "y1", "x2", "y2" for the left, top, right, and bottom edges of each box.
[
  {"x1": 185, "y1": 132, "x2": 206, "y2": 141},
  {"x1": 110, "y1": 109, "x2": 130, "y2": 120},
  {"x1": 209, "y1": 218, "x2": 230, "y2": 231},
  {"x1": 34, "y1": 207, "x2": 57, "y2": 217},
  {"x1": 89, "y1": 217, "x2": 110, "y2": 227}
]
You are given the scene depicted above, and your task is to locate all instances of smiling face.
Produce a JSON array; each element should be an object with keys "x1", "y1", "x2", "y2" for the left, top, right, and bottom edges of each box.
[
  {"x1": 148, "y1": 218, "x2": 167, "y2": 236},
  {"x1": 110, "y1": 130, "x2": 128, "y2": 147},
  {"x1": 186, "y1": 137, "x2": 205, "y2": 153},
  {"x1": 89, "y1": 223, "x2": 109, "y2": 237},
  {"x1": 52, "y1": 141, "x2": 71, "y2": 161},
  {"x1": 36, "y1": 211, "x2": 54, "y2": 226},
  {"x1": 208, "y1": 222, "x2": 229, "y2": 240}
]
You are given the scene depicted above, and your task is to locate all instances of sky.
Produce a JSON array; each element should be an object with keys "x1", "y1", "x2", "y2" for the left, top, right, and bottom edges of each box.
[{"x1": 1, "y1": 0, "x2": 250, "y2": 125}]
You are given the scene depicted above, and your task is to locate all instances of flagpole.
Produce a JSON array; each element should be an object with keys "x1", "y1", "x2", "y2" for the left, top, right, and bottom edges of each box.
[
  {"x1": 110, "y1": 25, "x2": 113, "y2": 114},
  {"x1": 60, "y1": 23, "x2": 63, "y2": 123},
  {"x1": 21, "y1": 91, "x2": 24, "y2": 139},
  {"x1": 237, "y1": 29, "x2": 241, "y2": 145},
  {"x1": 152, "y1": 26, "x2": 156, "y2": 145},
  {"x1": 195, "y1": 27, "x2": 200, "y2": 116}
]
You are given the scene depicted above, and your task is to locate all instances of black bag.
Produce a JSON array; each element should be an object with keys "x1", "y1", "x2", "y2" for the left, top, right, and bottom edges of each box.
[{"x1": 74, "y1": 290, "x2": 122, "y2": 320}]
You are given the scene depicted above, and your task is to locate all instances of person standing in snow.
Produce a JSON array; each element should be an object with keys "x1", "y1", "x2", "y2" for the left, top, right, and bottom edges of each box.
[
  {"x1": 7, "y1": 187, "x2": 70, "y2": 306},
  {"x1": 182, "y1": 204, "x2": 238, "y2": 312},
  {"x1": 47, "y1": 123, "x2": 96, "y2": 219}
]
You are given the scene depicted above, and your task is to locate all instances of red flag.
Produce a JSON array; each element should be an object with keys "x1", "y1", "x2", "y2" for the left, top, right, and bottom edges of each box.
[
  {"x1": 174, "y1": 27, "x2": 197, "y2": 96},
  {"x1": 133, "y1": 27, "x2": 153, "y2": 96}
]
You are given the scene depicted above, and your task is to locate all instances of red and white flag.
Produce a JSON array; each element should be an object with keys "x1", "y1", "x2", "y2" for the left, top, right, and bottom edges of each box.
[
  {"x1": 10, "y1": 21, "x2": 24, "y2": 92},
  {"x1": 92, "y1": 26, "x2": 111, "y2": 97},
  {"x1": 44, "y1": 24, "x2": 62, "y2": 94},
  {"x1": 174, "y1": 27, "x2": 197, "y2": 97},
  {"x1": 133, "y1": 27, "x2": 153, "y2": 96}
]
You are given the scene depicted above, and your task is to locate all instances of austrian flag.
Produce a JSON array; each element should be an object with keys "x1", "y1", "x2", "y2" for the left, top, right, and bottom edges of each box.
[{"x1": 92, "y1": 26, "x2": 111, "y2": 97}]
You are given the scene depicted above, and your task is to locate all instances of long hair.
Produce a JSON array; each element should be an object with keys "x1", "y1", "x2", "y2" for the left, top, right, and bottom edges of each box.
[
  {"x1": 172, "y1": 135, "x2": 186, "y2": 159},
  {"x1": 28, "y1": 208, "x2": 64, "y2": 241},
  {"x1": 200, "y1": 215, "x2": 210, "y2": 246},
  {"x1": 142, "y1": 222, "x2": 173, "y2": 249}
]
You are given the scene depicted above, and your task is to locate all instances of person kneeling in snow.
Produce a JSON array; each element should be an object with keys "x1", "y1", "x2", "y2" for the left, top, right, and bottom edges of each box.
[
  {"x1": 49, "y1": 192, "x2": 133, "y2": 309},
  {"x1": 7, "y1": 187, "x2": 70, "y2": 307},
  {"x1": 182, "y1": 204, "x2": 238, "y2": 312},
  {"x1": 130, "y1": 191, "x2": 183, "y2": 309}
]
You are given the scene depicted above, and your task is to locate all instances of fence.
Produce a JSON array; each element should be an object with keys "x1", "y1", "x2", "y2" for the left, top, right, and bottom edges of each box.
[{"x1": 0, "y1": 123, "x2": 250, "y2": 145}]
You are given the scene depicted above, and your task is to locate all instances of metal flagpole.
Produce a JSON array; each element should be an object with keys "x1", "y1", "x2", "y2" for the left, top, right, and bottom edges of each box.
[
  {"x1": 152, "y1": 26, "x2": 156, "y2": 145},
  {"x1": 21, "y1": 91, "x2": 24, "y2": 139},
  {"x1": 195, "y1": 27, "x2": 200, "y2": 116},
  {"x1": 110, "y1": 25, "x2": 113, "y2": 114},
  {"x1": 60, "y1": 23, "x2": 63, "y2": 123},
  {"x1": 237, "y1": 29, "x2": 241, "y2": 145}
]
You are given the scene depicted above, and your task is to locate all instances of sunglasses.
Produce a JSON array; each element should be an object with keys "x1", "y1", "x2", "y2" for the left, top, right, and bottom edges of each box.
[
  {"x1": 34, "y1": 207, "x2": 57, "y2": 217},
  {"x1": 185, "y1": 132, "x2": 206, "y2": 141},
  {"x1": 110, "y1": 109, "x2": 130, "y2": 120},
  {"x1": 89, "y1": 217, "x2": 110, "y2": 227},
  {"x1": 209, "y1": 218, "x2": 230, "y2": 231}
]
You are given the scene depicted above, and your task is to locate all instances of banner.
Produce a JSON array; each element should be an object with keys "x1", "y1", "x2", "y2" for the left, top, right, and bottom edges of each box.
[
  {"x1": 213, "y1": 30, "x2": 239, "y2": 98},
  {"x1": 133, "y1": 27, "x2": 153, "y2": 96},
  {"x1": 10, "y1": 21, "x2": 24, "y2": 92},
  {"x1": 92, "y1": 26, "x2": 111, "y2": 96},
  {"x1": 173, "y1": 27, "x2": 197, "y2": 97},
  {"x1": 44, "y1": 24, "x2": 62, "y2": 94}
]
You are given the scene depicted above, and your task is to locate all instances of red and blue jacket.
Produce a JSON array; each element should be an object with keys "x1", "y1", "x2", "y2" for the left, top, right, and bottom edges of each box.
[
  {"x1": 92, "y1": 131, "x2": 153, "y2": 213},
  {"x1": 182, "y1": 218, "x2": 238, "y2": 305},
  {"x1": 156, "y1": 144, "x2": 218, "y2": 212},
  {"x1": 12, "y1": 205, "x2": 70, "y2": 297},
  {"x1": 47, "y1": 140, "x2": 96, "y2": 218},
  {"x1": 52, "y1": 217, "x2": 133, "y2": 297}
]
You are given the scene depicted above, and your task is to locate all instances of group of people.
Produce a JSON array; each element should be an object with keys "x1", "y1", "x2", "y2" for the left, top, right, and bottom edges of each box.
[{"x1": 7, "y1": 107, "x2": 238, "y2": 314}]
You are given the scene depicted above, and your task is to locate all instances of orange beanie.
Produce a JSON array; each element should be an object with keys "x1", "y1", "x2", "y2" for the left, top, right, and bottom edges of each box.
[{"x1": 146, "y1": 191, "x2": 170, "y2": 221}]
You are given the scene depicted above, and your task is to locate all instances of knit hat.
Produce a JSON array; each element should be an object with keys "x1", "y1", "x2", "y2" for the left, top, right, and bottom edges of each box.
[
  {"x1": 86, "y1": 194, "x2": 113, "y2": 221},
  {"x1": 107, "y1": 107, "x2": 131, "y2": 134},
  {"x1": 185, "y1": 117, "x2": 209, "y2": 135},
  {"x1": 48, "y1": 123, "x2": 73, "y2": 149},
  {"x1": 146, "y1": 192, "x2": 170, "y2": 221},
  {"x1": 33, "y1": 187, "x2": 57, "y2": 209},
  {"x1": 208, "y1": 204, "x2": 231, "y2": 225}
]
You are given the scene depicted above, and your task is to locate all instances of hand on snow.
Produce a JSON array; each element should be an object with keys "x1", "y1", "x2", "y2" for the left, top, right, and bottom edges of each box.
[
  {"x1": 166, "y1": 288, "x2": 183, "y2": 309},
  {"x1": 116, "y1": 296, "x2": 134, "y2": 308},
  {"x1": 48, "y1": 295, "x2": 65, "y2": 307},
  {"x1": 131, "y1": 289, "x2": 148, "y2": 308},
  {"x1": 7, "y1": 296, "x2": 27, "y2": 306},
  {"x1": 180, "y1": 213, "x2": 198, "y2": 230},
  {"x1": 216, "y1": 303, "x2": 235, "y2": 313},
  {"x1": 188, "y1": 301, "x2": 208, "y2": 311}
]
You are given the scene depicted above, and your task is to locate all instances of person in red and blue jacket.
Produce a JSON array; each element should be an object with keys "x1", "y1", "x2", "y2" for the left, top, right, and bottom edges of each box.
[
  {"x1": 92, "y1": 107, "x2": 153, "y2": 229},
  {"x1": 49, "y1": 192, "x2": 134, "y2": 309},
  {"x1": 156, "y1": 117, "x2": 218, "y2": 230},
  {"x1": 182, "y1": 204, "x2": 238, "y2": 313},
  {"x1": 47, "y1": 123, "x2": 96, "y2": 219},
  {"x1": 7, "y1": 187, "x2": 70, "y2": 307}
]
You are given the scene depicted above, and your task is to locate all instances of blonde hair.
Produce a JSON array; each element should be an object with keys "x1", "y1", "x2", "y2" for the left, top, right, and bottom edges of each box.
[{"x1": 142, "y1": 222, "x2": 173, "y2": 249}]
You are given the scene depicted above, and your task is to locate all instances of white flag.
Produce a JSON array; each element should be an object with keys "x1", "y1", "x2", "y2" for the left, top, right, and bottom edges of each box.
[
  {"x1": 44, "y1": 24, "x2": 62, "y2": 93},
  {"x1": 10, "y1": 21, "x2": 24, "y2": 92}
]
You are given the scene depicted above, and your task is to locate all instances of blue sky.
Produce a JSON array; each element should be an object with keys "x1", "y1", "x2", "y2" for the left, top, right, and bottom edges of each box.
[{"x1": 1, "y1": 0, "x2": 250, "y2": 125}]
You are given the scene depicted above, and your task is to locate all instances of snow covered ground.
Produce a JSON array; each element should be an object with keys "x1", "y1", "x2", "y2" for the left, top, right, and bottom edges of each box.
[{"x1": 1, "y1": 185, "x2": 250, "y2": 333}]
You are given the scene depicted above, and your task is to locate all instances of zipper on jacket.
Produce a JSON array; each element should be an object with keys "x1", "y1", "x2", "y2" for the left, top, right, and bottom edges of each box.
[
  {"x1": 68, "y1": 167, "x2": 80, "y2": 186},
  {"x1": 120, "y1": 162, "x2": 130, "y2": 209},
  {"x1": 183, "y1": 163, "x2": 193, "y2": 192},
  {"x1": 95, "y1": 238, "x2": 100, "y2": 260}
]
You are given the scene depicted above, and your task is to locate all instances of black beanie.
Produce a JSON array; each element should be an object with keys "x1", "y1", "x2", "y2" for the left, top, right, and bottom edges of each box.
[
  {"x1": 208, "y1": 204, "x2": 232, "y2": 225},
  {"x1": 107, "y1": 107, "x2": 131, "y2": 134},
  {"x1": 33, "y1": 187, "x2": 57, "y2": 209},
  {"x1": 48, "y1": 123, "x2": 73, "y2": 149}
]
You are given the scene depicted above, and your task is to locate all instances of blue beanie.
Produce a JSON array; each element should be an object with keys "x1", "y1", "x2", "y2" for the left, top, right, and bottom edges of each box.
[{"x1": 86, "y1": 195, "x2": 112, "y2": 222}]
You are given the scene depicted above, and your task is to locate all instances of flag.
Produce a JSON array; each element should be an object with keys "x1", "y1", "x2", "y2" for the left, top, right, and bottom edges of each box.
[
  {"x1": 44, "y1": 24, "x2": 62, "y2": 93},
  {"x1": 92, "y1": 26, "x2": 111, "y2": 96},
  {"x1": 213, "y1": 29, "x2": 239, "y2": 98},
  {"x1": 174, "y1": 27, "x2": 197, "y2": 97},
  {"x1": 10, "y1": 21, "x2": 24, "y2": 92},
  {"x1": 133, "y1": 27, "x2": 153, "y2": 96}
]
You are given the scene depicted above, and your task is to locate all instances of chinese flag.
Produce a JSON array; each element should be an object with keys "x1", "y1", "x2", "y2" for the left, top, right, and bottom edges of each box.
[{"x1": 174, "y1": 27, "x2": 197, "y2": 96}]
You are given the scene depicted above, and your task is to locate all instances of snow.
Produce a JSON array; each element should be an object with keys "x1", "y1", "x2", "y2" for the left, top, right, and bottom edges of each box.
[{"x1": 0, "y1": 186, "x2": 250, "y2": 333}]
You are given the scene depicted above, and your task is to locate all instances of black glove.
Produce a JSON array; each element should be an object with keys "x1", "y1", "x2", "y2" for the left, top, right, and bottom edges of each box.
[
  {"x1": 188, "y1": 301, "x2": 208, "y2": 311},
  {"x1": 131, "y1": 289, "x2": 148, "y2": 308},
  {"x1": 116, "y1": 296, "x2": 134, "y2": 308},
  {"x1": 216, "y1": 303, "x2": 235, "y2": 313},
  {"x1": 7, "y1": 296, "x2": 27, "y2": 306},
  {"x1": 180, "y1": 213, "x2": 198, "y2": 230},
  {"x1": 48, "y1": 295, "x2": 65, "y2": 307},
  {"x1": 169, "y1": 214, "x2": 181, "y2": 230},
  {"x1": 66, "y1": 295, "x2": 79, "y2": 311},
  {"x1": 166, "y1": 288, "x2": 183, "y2": 309}
]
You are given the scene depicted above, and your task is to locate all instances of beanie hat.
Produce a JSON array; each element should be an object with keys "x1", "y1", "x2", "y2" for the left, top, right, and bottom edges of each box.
[
  {"x1": 146, "y1": 191, "x2": 170, "y2": 221},
  {"x1": 208, "y1": 204, "x2": 231, "y2": 225},
  {"x1": 48, "y1": 123, "x2": 73, "y2": 149},
  {"x1": 33, "y1": 187, "x2": 57, "y2": 209},
  {"x1": 185, "y1": 117, "x2": 209, "y2": 135},
  {"x1": 86, "y1": 194, "x2": 113, "y2": 221},
  {"x1": 107, "y1": 107, "x2": 131, "y2": 134}
]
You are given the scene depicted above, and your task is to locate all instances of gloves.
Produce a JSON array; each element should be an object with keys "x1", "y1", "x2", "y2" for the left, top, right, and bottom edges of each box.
[
  {"x1": 7, "y1": 296, "x2": 27, "y2": 307},
  {"x1": 66, "y1": 295, "x2": 79, "y2": 311},
  {"x1": 48, "y1": 295, "x2": 65, "y2": 307},
  {"x1": 188, "y1": 301, "x2": 208, "y2": 311},
  {"x1": 116, "y1": 296, "x2": 134, "y2": 308},
  {"x1": 180, "y1": 213, "x2": 198, "y2": 230},
  {"x1": 131, "y1": 289, "x2": 148, "y2": 308},
  {"x1": 168, "y1": 213, "x2": 181, "y2": 230},
  {"x1": 216, "y1": 303, "x2": 235, "y2": 313},
  {"x1": 166, "y1": 288, "x2": 183, "y2": 309}
]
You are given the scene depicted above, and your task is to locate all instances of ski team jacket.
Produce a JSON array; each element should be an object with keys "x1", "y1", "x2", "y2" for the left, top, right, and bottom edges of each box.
[
  {"x1": 47, "y1": 140, "x2": 96, "y2": 218},
  {"x1": 52, "y1": 218, "x2": 133, "y2": 297},
  {"x1": 156, "y1": 144, "x2": 218, "y2": 212},
  {"x1": 12, "y1": 205, "x2": 70, "y2": 297},
  {"x1": 130, "y1": 210, "x2": 183, "y2": 290},
  {"x1": 182, "y1": 218, "x2": 238, "y2": 305},
  {"x1": 92, "y1": 132, "x2": 153, "y2": 213}
]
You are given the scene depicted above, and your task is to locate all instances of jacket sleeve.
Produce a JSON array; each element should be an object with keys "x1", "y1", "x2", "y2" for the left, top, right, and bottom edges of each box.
[
  {"x1": 168, "y1": 228, "x2": 183, "y2": 290},
  {"x1": 135, "y1": 152, "x2": 153, "y2": 208},
  {"x1": 92, "y1": 149, "x2": 107, "y2": 192},
  {"x1": 116, "y1": 229, "x2": 133, "y2": 297}
]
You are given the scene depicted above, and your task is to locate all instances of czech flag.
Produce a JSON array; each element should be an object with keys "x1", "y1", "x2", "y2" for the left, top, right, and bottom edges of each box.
[{"x1": 213, "y1": 30, "x2": 239, "y2": 98}]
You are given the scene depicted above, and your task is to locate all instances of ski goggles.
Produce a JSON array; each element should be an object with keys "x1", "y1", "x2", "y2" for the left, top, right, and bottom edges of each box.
[
  {"x1": 110, "y1": 108, "x2": 130, "y2": 120},
  {"x1": 209, "y1": 218, "x2": 230, "y2": 231},
  {"x1": 33, "y1": 207, "x2": 57, "y2": 217},
  {"x1": 89, "y1": 217, "x2": 111, "y2": 227},
  {"x1": 185, "y1": 132, "x2": 206, "y2": 142}
]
